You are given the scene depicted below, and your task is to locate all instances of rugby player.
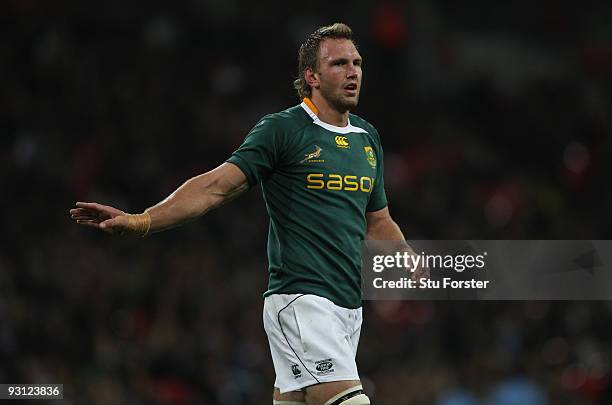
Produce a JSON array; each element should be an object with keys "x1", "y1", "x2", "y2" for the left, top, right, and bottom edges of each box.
[{"x1": 70, "y1": 23, "x2": 422, "y2": 405}]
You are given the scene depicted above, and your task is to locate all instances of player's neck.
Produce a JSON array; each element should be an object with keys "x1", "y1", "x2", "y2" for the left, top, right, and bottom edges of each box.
[{"x1": 308, "y1": 94, "x2": 349, "y2": 127}]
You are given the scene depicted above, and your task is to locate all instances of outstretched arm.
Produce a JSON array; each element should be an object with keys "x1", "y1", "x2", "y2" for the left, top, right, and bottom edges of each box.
[
  {"x1": 365, "y1": 206, "x2": 406, "y2": 242},
  {"x1": 70, "y1": 162, "x2": 248, "y2": 235},
  {"x1": 366, "y1": 207, "x2": 429, "y2": 280}
]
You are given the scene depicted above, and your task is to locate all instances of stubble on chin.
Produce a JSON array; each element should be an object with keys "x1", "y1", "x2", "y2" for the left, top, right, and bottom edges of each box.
[{"x1": 329, "y1": 93, "x2": 359, "y2": 113}]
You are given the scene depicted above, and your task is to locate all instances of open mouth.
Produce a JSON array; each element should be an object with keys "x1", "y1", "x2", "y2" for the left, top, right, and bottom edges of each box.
[{"x1": 344, "y1": 83, "x2": 358, "y2": 91}]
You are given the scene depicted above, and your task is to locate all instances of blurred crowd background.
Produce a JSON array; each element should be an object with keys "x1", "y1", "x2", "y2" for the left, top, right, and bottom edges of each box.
[{"x1": 2, "y1": 0, "x2": 612, "y2": 403}]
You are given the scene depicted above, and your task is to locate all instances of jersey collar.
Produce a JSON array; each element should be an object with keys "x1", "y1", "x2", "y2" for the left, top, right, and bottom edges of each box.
[{"x1": 300, "y1": 98, "x2": 367, "y2": 135}]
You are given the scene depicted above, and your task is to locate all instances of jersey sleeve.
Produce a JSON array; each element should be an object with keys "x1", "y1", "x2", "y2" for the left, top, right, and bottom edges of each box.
[
  {"x1": 366, "y1": 128, "x2": 388, "y2": 212},
  {"x1": 226, "y1": 115, "x2": 285, "y2": 187}
]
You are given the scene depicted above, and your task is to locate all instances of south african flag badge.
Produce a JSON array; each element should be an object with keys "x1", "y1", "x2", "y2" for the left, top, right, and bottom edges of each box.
[{"x1": 364, "y1": 146, "x2": 377, "y2": 168}]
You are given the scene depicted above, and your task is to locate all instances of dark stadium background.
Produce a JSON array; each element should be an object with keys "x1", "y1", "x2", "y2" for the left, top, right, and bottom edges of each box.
[{"x1": 2, "y1": 1, "x2": 612, "y2": 404}]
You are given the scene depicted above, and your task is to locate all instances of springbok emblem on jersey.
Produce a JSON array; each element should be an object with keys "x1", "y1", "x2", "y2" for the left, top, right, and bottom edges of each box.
[
  {"x1": 364, "y1": 146, "x2": 377, "y2": 168},
  {"x1": 300, "y1": 145, "x2": 323, "y2": 163}
]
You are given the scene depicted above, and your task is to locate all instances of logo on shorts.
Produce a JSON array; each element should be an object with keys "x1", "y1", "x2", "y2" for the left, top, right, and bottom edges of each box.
[
  {"x1": 291, "y1": 364, "x2": 302, "y2": 379},
  {"x1": 315, "y1": 359, "x2": 335, "y2": 375}
]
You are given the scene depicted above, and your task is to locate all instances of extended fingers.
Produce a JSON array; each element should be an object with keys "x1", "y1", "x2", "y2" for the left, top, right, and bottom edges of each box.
[
  {"x1": 70, "y1": 207, "x2": 94, "y2": 215},
  {"x1": 75, "y1": 220, "x2": 101, "y2": 228},
  {"x1": 70, "y1": 208, "x2": 99, "y2": 221},
  {"x1": 72, "y1": 215, "x2": 99, "y2": 221},
  {"x1": 73, "y1": 202, "x2": 125, "y2": 218},
  {"x1": 75, "y1": 201, "x2": 101, "y2": 209}
]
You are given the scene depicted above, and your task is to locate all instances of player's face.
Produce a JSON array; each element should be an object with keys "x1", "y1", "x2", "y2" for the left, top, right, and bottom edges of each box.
[{"x1": 315, "y1": 39, "x2": 362, "y2": 112}]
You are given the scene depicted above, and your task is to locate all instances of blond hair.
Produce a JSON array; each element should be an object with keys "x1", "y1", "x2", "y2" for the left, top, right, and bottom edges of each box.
[{"x1": 293, "y1": 23, "x2": 355, "y2": 99}]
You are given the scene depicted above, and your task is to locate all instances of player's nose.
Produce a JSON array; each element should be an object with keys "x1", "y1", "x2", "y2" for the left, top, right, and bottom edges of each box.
[
  {"x1": 346, "y1": 69, "x2": 357, "y2": 79},
  {"x1": 346, "y1": 64, "x2": 359, "y2": 79}
]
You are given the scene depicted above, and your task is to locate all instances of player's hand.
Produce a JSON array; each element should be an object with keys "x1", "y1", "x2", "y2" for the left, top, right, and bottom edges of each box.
[
  {"x1": 410, "y1": 263, "x2": 430, "y2": 282},
  {"x1": 69, "y1": 202, "x2": 130, "y2": 234}
]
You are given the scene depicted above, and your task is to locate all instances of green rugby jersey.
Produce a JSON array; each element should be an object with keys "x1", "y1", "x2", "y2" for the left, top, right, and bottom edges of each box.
[{"x1": 227, "y1": 99, "x2": 387, "y2": 309}]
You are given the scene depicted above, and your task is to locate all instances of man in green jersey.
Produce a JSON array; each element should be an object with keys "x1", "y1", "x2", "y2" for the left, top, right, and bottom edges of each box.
[{"x1": 70, "y1": 23, "x2": 420, "y2": 405}]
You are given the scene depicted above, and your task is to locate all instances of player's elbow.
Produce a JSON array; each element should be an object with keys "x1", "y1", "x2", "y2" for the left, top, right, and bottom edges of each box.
[
  {"x1": 366, "y1": 215, "x2": 399, "y2": 240},
  {"x1": 365, "y1": 221, "x2": 382, "y2": 240},
  {"x1": 194, "y1": 171, "x2": 239, "y2": 211}
]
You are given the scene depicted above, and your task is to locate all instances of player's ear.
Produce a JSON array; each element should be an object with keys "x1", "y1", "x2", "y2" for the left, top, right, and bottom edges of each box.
[{"x1": 305, "y1": 67, "x2": 320, "y2": 90}]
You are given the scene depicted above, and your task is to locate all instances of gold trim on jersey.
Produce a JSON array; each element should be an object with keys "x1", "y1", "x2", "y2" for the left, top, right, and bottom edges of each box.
[{"x1": 303, "y1": 97, "x2": 320, "y2": 116}]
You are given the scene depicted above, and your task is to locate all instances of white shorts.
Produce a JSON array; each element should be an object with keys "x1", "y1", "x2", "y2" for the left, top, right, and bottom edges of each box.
[{"x1": 263, "y1": 294, "x2": 363, "y2": 393}]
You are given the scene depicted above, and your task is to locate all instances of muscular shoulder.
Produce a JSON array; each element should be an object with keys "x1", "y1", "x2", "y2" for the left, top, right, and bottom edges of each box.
[
  {"x1": 255, "y1": 105, "x2": 312, "y2": 135},
  {"x1": 349, "y1": 113, "x2": 382, "y2": 145}
]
